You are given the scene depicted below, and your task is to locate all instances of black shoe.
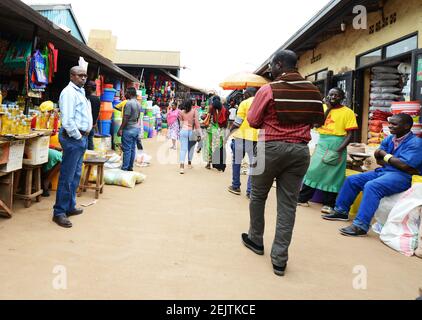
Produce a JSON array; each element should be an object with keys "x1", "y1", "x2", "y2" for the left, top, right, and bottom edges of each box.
[
  {"x1": 322, "y1": 209, "x2": 349, "y2": 222},
  {"x1": 340, "y1": 225, "x2": 368, "y2": 237},
  {"x1": 67, "y1": 208, "x2": 84, "y2": 217},
  {"x1": 228, "y1": 186, "x2": 241, "y2": 195},
  {"x1": 42, "y1": 189, "x2": 50, "y2": 197},
  {"x1": 241, "y1": 233, "x2": 264, "y2": 255},
  {"x1": 273, "y1": 264, "x2": 287, "y2": 277},
  {"x1": 53, "y1": 215, "x2": 72, "y2": 228}
]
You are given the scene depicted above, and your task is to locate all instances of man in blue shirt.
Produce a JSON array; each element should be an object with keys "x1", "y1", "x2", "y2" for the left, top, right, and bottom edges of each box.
[
  {"x1": 53, "y1": 66, "x2": 92, "y2": 228},
  {"x1": 323, "y1": 113, "x2": 422, "y2": 237}
]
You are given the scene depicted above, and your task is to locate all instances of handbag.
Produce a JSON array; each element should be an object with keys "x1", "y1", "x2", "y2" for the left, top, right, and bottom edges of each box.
[
  {"x1": 322, "y1": 149, "x2": 342, "y2": 166},
  {"x1": 203, "y1": 113, "x2": 211, "y2": 128}
]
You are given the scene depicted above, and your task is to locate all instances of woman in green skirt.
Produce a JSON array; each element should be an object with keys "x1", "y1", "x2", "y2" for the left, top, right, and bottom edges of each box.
[
  {"x1": 202, "y1": 96, "x2": 229, "y2": 171},
  {"x1": 298, "y1": 88, "x2": 358, "y2": 213}
]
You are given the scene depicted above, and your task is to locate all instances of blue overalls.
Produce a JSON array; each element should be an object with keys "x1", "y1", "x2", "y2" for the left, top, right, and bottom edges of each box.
[{"x1": 335, "y1": 133, "x2": 422, "y2": 232}]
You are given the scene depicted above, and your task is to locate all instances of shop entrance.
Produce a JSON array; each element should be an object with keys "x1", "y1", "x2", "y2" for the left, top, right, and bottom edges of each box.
[
  {"x1": 356, "y1": 53, "x2": 413, "y2": 144},
  {"x1": 411, "y1": 48, "x2": 422, "y2": 103}
]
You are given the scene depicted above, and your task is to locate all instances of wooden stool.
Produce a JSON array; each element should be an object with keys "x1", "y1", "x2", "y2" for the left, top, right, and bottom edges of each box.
[
  {"x1": 78, "y1": 159, "x2": 106, "y2": 199},
  {"x1": 14, "y1": 164, "x2": 43, "y2": 208},
  {"x1": 0, "y1": 172, "x2": 14, "y2": 218}
]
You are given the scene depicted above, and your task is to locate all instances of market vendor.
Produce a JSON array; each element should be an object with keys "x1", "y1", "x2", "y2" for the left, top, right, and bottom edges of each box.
[
  {"x1": 322, "y1": 113, "x2": 422, "y2": 237},
  {"x1": 298, "y1": 87, "x2": 358, "y2": 213},
  {"x1": 42, "y1": 147, "x2": 62, "y2": 197},
  {"x1": 0, "y1": 87, "x2": 7, "y2": 105}
]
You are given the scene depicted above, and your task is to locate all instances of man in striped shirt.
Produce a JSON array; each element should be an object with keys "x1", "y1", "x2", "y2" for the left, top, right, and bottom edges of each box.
[{"x1": 241, "y1": 50, "x2": 323, "y2": 276}]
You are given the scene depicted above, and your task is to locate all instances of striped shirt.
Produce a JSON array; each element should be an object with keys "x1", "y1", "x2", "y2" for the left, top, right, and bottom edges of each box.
[
  {"x1": 247, "y1": 84, "x2": 312, "y2": 143},
  {"x1": 59, "y1": 82, "x2": 93, "y2": 140}
]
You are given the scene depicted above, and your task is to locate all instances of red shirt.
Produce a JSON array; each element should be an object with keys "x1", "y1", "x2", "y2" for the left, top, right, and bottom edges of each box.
[{"x1": 247, "y1": 84, "x2": 312, "y2": 143}]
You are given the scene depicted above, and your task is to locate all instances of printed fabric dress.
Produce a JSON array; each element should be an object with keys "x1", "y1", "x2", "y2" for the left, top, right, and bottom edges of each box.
[{"x1": 166, "y1": 109, "x2": 180, "y2": 141}]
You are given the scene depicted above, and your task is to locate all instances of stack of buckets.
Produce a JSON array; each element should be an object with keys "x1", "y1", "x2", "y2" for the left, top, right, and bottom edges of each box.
[
  {"x1": 391, "y1": 101, "x2": 422, "y2": 137},
  {"x1": 98, "y1": 84, "x2": 116, "y2": 136}
]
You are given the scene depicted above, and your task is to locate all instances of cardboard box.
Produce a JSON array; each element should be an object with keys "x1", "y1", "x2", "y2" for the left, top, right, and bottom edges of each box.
[
  {"x1": 0, "y1": 140, "x2": 25, "y2": 173},
  {"x1": 0, "y1": 141, "x2": 10, "y2": 165},
  {"x1": 23, "y1": 135, "x2": 50, "y2": 165}
]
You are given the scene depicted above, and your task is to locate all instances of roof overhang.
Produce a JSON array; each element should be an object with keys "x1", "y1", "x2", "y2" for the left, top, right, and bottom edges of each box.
[
  {"x1": 160, "y1": 69, "x2": 209, "y2": 95},
  {"x1": 1, "y1": 0, "x2": 139, "y2": 83},
  {"x1": 255, "y1": 0, "x2": 382, "y2": 75}
]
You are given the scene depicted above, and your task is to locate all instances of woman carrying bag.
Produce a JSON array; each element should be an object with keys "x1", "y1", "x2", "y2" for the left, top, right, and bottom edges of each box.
[{"x1": 178, "y1": 100, "x2": 201, "y2": 174}]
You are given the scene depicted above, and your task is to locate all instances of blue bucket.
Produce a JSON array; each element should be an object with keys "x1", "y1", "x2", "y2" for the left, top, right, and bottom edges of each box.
[
  {"x1": 98, "y1": 120, "x2": 112, "y2": 136},
  {"x1": 101, "y1": 89, "x2": 116, "y2": 102}
]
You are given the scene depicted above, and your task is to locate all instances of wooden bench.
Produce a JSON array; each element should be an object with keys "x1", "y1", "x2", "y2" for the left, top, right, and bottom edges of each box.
[
  {"x1": 78, "y1": 159, "x2": 106, "y2": 199},
  {"x1": 14, "y1": 164, "x2": 43, "y2": 208}
]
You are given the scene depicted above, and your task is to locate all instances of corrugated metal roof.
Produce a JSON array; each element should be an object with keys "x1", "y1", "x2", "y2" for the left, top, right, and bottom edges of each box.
[{"x1": 30, "y1": 4, "x2": 87, "y2": 44}]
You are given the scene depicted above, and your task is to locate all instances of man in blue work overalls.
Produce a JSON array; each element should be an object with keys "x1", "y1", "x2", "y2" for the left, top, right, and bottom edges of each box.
[{"x1": 322, "y1": 113, "x2": 422, "y2": 237}]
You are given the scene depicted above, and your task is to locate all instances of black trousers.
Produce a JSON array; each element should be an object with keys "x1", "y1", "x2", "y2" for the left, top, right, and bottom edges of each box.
[{"x1": 298, "y1": 184, "x2": 337, "y2": 208}]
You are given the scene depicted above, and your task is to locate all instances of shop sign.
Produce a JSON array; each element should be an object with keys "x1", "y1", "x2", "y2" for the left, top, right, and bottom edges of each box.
[{"x1": 369, "y1": 13, "x2": 397, "y2": 35}]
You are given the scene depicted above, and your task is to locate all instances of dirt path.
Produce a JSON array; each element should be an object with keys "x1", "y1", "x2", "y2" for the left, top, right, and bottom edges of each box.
[{"x1": 0, "y1": 136, "x2": 420, "y2": 300}]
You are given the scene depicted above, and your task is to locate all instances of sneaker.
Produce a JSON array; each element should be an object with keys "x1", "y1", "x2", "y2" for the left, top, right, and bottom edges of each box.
[
  {"x1": 322, "y1": 209, "x2": 349, "y2": 222},
  {"x1": 273, "y1": 264, "x2": 287, "y2": 277},
  {"x1": 340, "y1": 225, "x2": 368, "y2": 237},
  {"x1": 180, "y1": 168, "x2": 185, "y2": 175},
  {"x1": 228, "y1": 186, "x2": 241, "y2": 195},
  {"x1": 241, "y1": 233, "x2": 264, "y2": 255},
  {"x1": 321, "y1": 206, "x2": 333, "y2": 214},
  {"x1": 188, "y1": 164, "x2": 193, "y2": 169},
  {"x1": 297, "y1": 202, "x2": 310, "y2": 207}
]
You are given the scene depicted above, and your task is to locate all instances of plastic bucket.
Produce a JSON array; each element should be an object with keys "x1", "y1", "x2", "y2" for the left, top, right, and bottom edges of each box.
[
  {"x1": 391, "y1": 101, "x2": 421, "y2": 115},
  {"x1": 113, "y1": 118, "x2": 122, "y2": 144},
  {"x1": 99, "y1": 110, "x2": 113, "y2": 120},
  {"x1": 101, "y1": 89, "x2": 116, "y2": 102},
  {"x1": 101, "y1": 101, "x2": 113, "y2": 112},
  {"x1": 98, "y1": 120, "x2": 112, "y2": 136}
]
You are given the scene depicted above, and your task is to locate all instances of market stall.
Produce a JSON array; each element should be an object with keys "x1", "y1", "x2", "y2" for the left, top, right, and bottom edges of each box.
[{"x1": 0, "y1": 0, "x2": 140, "y2": 217}]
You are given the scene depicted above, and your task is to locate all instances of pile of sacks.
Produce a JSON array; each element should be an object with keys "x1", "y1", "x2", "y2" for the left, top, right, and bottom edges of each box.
[
  {"x1": 368, "y1": 66, "x2": 401, "y2": 145},
  {"x1": 373, "y1": 183, "x2": 422, "y2": 258},
  {"x1": 104, "y1": 169, "x2": 146, "y2": 189}
]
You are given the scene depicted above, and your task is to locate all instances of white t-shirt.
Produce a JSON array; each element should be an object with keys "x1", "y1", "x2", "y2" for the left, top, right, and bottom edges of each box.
[{"x1": 229, "y1": 107, "x2": 237, "y2": 121}]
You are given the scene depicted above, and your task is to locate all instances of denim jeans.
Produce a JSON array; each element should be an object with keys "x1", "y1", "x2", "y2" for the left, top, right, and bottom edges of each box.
[
  {"x1": 122, "y1": 127, "x2": 140, "y2": 171},
  {"x1": 335, "y1": 170, "x2": 411, "y2": 232},
  {"x1": 53, "y1": 129, "x2": 88, "y2": 217},
  {"x1": 180, "y1": 129, "x2": 196, "y2": 164},
  {"x1": 231, "y1": 138, "x2": 256, "y2": 194}
]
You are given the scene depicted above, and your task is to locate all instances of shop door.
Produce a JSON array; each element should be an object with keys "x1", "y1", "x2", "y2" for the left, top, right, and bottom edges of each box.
[
  {"x1": 332, "y1": 71, "x2": 354, "y2": 108},
  {"x1": 411, "y1": 49, "x2": 422, "y2": 104}
]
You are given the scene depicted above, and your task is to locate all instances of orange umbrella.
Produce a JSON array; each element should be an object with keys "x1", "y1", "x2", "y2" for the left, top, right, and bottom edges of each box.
[{"x1": 219, "y1": 72, "x2": 270, "y2": 90}]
